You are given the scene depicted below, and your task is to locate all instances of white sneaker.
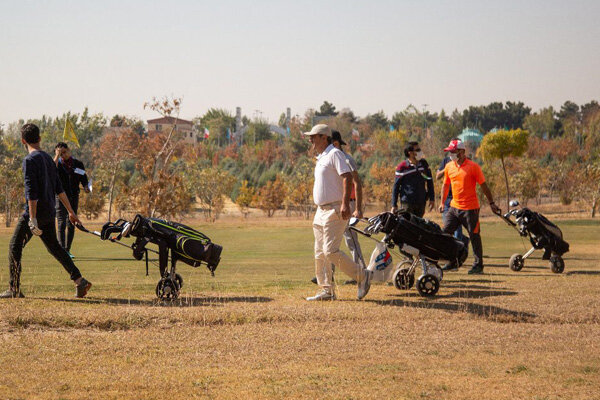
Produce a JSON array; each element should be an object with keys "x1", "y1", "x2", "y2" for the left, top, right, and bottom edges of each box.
[
  {"x1": 306, "y1": 290, "x2": 336, "y2": 301},
  {"x1": 357, "y1": 270, "x2": 373, "y2": 300}
]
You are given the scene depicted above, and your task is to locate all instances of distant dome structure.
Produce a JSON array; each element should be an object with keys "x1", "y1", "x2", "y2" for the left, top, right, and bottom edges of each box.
[{"x1": 458, "y1": 128, "x2": 484, "y2": 145}]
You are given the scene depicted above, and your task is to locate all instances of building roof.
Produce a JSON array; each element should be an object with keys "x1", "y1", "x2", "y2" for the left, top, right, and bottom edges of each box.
[
  {"x1": 458, "y1": 128, "x2": 484, "y2": 144},
  {"x1": 147, "y1": 116, "x2": 193, "y2": 125}
]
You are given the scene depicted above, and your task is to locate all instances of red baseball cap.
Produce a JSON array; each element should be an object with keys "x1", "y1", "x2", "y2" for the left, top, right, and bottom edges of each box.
[{"x1": 444, "y1": 139, "x2": 466, "y2": 152}]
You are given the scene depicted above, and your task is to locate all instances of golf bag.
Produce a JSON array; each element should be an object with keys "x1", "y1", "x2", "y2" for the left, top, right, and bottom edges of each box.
[
  {"x1": 84, "y1": 214, "x2": 223, "y2": 299},
  {"x1": 498, "y1": 202, "x2": 569, "y2": 273},
  {"x1": 379, "y1": 211, "x2": 468, "y2": 265},
  {"x1": 351, "y1": 211, "x2": 467, "y2": 297},
  {"x1": 129, "y1": 214, "x2": 222, "y2": 272}
]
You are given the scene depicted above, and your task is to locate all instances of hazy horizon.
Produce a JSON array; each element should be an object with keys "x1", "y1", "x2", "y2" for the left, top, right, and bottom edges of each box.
[{"x1": 1, "y1": 0, "x2": 599, "y2": 124}]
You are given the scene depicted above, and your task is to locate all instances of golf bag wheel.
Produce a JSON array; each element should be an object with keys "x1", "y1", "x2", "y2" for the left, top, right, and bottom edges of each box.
[
  {"x1": 549, "y1": 255, "x2": 565, "y2": 274},
  {"x1": 175, "y1": 273, "x2": 184, "y2": 289},
  {"x1": 156, "y1": 278, "x2": 180, "y2": 300},
  {"x1": 509, "y1": 254, "x2": 524, "y2": 272},
  {"x1": 393, "y1": 267, "x2": 415, "y2": 290},
  {"x1": 416, "y1": 274, "x2": 440, "y2": 297}
]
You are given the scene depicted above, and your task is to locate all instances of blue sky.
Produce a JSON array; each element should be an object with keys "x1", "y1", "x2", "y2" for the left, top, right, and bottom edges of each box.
[{"x1": 1, "y1": 0, "x2": 599, "y2": 124}]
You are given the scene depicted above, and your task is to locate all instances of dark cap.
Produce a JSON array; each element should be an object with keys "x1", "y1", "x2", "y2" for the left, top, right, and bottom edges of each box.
[{"x1": 331, "y1": 130, "x2": 347, "y2": 146}]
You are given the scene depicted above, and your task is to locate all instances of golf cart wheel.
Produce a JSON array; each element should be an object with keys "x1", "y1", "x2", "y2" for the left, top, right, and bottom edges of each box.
[
  {"x1": 549, "y1": 255, "x2": 565, "y2": 274},
  {"x1": 156, "y1": 278, "x2": 180, "y2": 300},
  {"x1": 393, "y1": 265, "x2": 415, "y2": 290},
  {"x1": 416, "y1": 274, "x2": 440, "y2": 297},
  {"x1": 509, "y1": 254, "x2": 524, "y2": 272}
]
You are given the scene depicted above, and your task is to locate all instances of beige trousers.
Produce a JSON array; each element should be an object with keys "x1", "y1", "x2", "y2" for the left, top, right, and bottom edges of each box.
[{"x1": 313, "y1": 203, "x2": 365, "y2": 294}]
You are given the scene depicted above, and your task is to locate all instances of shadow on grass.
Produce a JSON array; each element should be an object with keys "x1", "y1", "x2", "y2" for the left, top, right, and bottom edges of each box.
[
  {"x1": 368, "y1": 297, "x2": 536, "y2": 322},
  {"x1": 40, "y1": 295, "x2": 273, "y2": 307},
  {"x1": 566, "y1": 270, "x2": 600, "y2": 276}
]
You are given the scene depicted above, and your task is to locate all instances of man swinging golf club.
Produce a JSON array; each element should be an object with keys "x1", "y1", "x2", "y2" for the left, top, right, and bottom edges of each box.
[
  {"x1": 304, "y1": 124, "x2": 372, "y2": 301},
  {"x1": 0, "y1": 124, "x2": 92, "y2": 299}
]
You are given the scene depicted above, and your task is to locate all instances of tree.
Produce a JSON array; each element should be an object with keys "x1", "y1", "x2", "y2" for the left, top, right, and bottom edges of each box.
[
  {"x1": 524, "y1": 107, "x2": 559, "y2": 138},
  {"x1": 575, "y1": 161, "x2": 600, "y2": 217},
  {"x1": 285, "y1": 157, "x2": 314, "y2": 219},
  {"x1": 254, "y1": 175, "x2": 286, "y2": 217},
  {"x1": 194, "y1": 167, "x2": 236, "y2": 221},
  {"x1": 315, "y1": 101, "x2": 338, "y2": 117},
  {"x1": 0, "y1": 134, "x2": 25, "y2": 226},
  {"x1": 78, "y1": 191, "x2": 106, "y2": 220},
  {"x1": 236, "y1": 180, "x2": 255, "y2": 218},
  {"x1": 478, "y1": 129, "x2": 529, "y2": 210},
  {"x1": 94, "y1": 128, "x2": 138, "y2": 222},
  {"x1": 368, "y1": 162, "x2": 394, "y2": 211}
]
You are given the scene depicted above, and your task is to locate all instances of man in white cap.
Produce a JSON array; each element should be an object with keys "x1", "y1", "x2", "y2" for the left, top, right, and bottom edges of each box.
[{"x1": 304, "y1": 124, "x2": 372, "y2": 300}]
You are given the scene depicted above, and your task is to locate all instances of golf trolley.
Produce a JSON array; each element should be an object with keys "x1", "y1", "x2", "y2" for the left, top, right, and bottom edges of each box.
[
  {"x1": 350, "y1": 211, "x2": 467, "y2": 297},
  {"x1": 77, "y1": 214, "x2": 223, "y2": 299},
  {"x1": 495, "y1": 200, "x2": 569, "y2": 273}
]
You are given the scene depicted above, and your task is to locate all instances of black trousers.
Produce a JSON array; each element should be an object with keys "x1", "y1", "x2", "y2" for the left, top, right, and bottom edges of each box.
[
  {"x1": 403, "y1": 202, "x2": 426, "y2": 218},
  {"x1": 56, "y1": 194, "x2": 79, "y2": 252},
  {"x1": 8, "y1": 215, "x2": 82, "y2": 290},
  {"x1": 442, "y1": 207, "x2": 483, "y2": 268}
]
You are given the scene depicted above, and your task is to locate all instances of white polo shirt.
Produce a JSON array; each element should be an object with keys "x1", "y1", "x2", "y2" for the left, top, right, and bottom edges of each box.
[{"x1": 313, "y1": 144, "x2": 352, "y2": 206}]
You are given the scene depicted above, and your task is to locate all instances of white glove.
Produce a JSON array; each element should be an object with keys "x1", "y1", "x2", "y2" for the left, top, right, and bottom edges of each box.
[{"x1": 28, "y1": 218, "x2": 43, "y2": 236}]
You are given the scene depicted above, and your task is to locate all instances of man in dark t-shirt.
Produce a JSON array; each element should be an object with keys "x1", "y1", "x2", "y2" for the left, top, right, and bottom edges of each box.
[
  {"x1": 54, "y1": 142, "x2": 89, "y2": 257},
  {"x1": 0, "y1": 124, "x2": 92, "y2": 299}
]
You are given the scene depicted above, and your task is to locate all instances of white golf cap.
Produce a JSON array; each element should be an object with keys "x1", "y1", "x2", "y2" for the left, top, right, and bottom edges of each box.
[{"x1": 303, "y1": 124, "x2": 332, "y2": 137}]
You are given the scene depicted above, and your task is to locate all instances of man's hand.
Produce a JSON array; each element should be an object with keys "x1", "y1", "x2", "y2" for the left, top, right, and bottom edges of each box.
[
  {"x1": 69, "y1": 213, "x2": 82, "y2": 226},
  {"x1": 84, "y1": 187, "x2": 91, "y2": 193},
  {"x1": 390, "y1": 207, "x2": 398, "y2": 214},
  {"x1": 352, "y1": 208, "x2": 363, "y2": 219},
  {"x1": 490, "y1": 202, "x2": 501, "y2": 215},
  {"x1": 340, "y1": 203, "x2": 351, "y2": 219},
  {"x1": 28, "y1": 218, "x2": 43, "y2": 236},
  {"x1": 428, "y1": 200, "x2": 435, "y2": 211},
  {"x1": 438, "y1": 204, "x2": 444, "y2": 213}
]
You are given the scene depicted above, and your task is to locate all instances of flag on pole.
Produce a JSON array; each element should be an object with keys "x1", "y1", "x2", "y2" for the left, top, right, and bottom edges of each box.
[
  {"x1": 351, "y1": 128, "x2": 360, "y2": 140},
  {"x1": 63, "y1": 119, "x2": 80, "y2": 147},
  {"x1": 204, "y1": 128, "x2": 210, "y2": 139}
]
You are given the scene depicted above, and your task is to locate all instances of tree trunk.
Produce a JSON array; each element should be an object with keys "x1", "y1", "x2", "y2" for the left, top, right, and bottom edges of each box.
[
  {"x1": 501, "y1": 156, "x2": 510, "y2": 211},
  {"x1": 592, "y1": 196, "x2": 598, "y2": 218}
]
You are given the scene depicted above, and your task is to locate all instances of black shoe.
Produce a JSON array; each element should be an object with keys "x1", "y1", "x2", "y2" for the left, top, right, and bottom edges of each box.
[
  {"x1": 310, "y1": 276, "x2": 318, "y2": 285},
  {"x1": 0, "y1": 288, "x2": 25, "y2": 298},
  {"x1": 467, "y1": 266, "x2": 484, "y2": 275},
  {"x1": 441, "y1": 263, "x2": 458, "y2": 272},
  {"x1": 75, "y1": 278, "x2": 92, "y2": 298},
  {"x1": 344, "y1": 279, "x2": 357, "y2": 285}
]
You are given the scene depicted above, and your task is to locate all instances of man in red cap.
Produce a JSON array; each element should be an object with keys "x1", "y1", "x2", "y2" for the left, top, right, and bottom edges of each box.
[{"x1": 439, "y1": 139, "x2": 500, "y2": 274}]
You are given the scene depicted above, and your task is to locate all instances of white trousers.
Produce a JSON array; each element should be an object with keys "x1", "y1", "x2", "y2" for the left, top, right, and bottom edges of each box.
[{"x1": 313, "y1": 203, "x2": 365, "y2": 293}]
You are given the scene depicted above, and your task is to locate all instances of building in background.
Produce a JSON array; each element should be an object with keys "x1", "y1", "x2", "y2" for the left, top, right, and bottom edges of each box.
[{"x1": 147, "y1": 116, "x2": 197, "y2": 144}]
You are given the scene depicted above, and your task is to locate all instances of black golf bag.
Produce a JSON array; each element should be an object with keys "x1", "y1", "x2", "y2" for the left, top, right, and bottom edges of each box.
[
  {"x1": 498, "y1": 203, "x2": 569, "y2": 273},
  {"x1": 94, "y1": 214, "x2": 223, "y2": 299},
  {"x1": 129, "y1": 214, "x2": 222, "y2": 272},
  {"x1": 516, "y1": 209, "x2": 569, "y2": 257},
  {"x1": 378, "y1": 211, "x2": 468, "y2": 265}
]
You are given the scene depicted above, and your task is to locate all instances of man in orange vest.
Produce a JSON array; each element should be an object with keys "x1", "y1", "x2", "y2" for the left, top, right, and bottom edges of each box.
[{"x1": 439, "y1": 139, "x2": 500, "y2": 274}]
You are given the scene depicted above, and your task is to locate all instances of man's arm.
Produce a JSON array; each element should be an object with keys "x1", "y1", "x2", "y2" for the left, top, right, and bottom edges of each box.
[
  {"x1": 424, "y1": 162, "x2": 435, "y2": 211},
  {"x1": 479, "y1": 182, "x2": 500, "y2": 213},
  {"x1": 351, "y1": 170, "x2": 363, "y2": 218},
  {"x1": 77, "y1": 160, "x2": 90, "y2": 192},
  {"x1": 391, "y1": 177, "x2": 401, "y2": 213},
  {"x1": 340, "y1": 172, "x2": 353, "y2": 219},
  {"x1": 439, "y1": 182, "x2": 450, "y2": 213},
  {"x1": 435, "y1": 169, "x2": 445, "y2": 180}
]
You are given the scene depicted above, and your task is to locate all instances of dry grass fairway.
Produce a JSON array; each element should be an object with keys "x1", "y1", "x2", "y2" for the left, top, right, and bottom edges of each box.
[{"x1": 0, "y1": 218, "x2": 599, "y2": 400}]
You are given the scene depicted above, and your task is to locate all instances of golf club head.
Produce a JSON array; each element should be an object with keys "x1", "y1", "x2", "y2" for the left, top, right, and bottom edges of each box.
[{"x1": 509, "y1": 200, "x2": 520, "y2": 208}]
